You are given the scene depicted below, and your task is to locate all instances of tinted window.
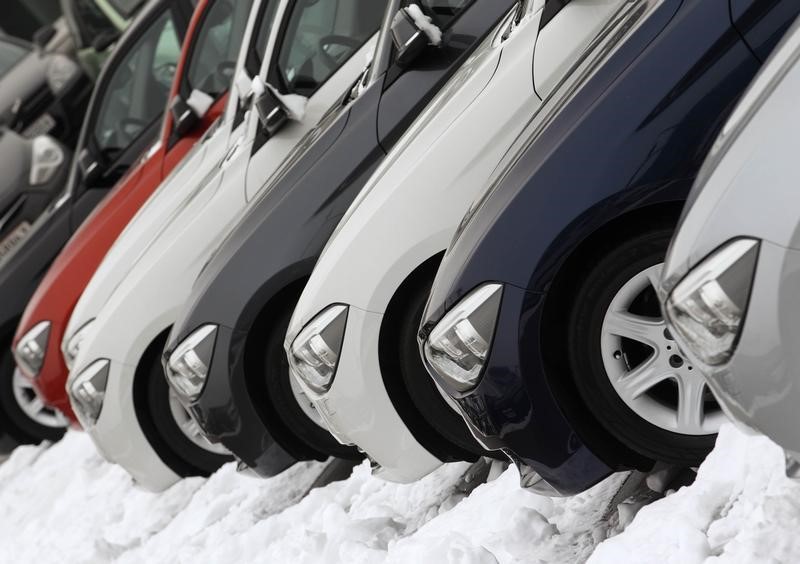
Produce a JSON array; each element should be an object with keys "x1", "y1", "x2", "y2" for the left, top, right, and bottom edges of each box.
[
  {"x1": 0, "y1": 39, "x2": 28, "y2": 75},
  {"x1": 93, "y1": 11, "x2": 180, "y2": 157},
  {"x1": 72, "y1": 0, "x2": 118, "y2": 43},
  {"x1": 187, "y1": 0, "x2": 254, "y2": 97},
  {"x1": 107, "y1": 0, "x2": 147, "y2": 19},
  {"x1": 247, "y1": 0, "x2": 280, "y2": 75},
  {"x1": 416, "y1": 0, "x2": 472, "y2": 27},
  {"x1": 276, "y1": 0, "x2": 385, "y2": 97}
]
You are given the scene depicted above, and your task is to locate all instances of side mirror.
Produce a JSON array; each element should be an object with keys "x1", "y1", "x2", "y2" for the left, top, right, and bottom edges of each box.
[
  {"x1": 391, "y1": 7, "x2": 432, "y2": 67},
  {"x1": 170, "y1": 96, "x2": 199, "y2": 139},
  {"x1": 77, "y1": 148, "x2": 102, "y2": 186},
  {"x1": 32, "y1": 24, "x2": 56, "y2": 51},
  {"x1": 254, "y1": 87, "x2": 288, "y2": 136},
  {"x1": 92, "y1": 30, "x2": 119, "y2": 52}
]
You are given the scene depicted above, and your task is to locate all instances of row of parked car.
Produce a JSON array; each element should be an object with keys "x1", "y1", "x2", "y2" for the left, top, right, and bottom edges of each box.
[{"x1": 0, "y1": 0, "x2": 798, "y2": 499}]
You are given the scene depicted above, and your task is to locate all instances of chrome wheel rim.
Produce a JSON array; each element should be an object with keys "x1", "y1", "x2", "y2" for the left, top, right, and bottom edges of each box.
[
  {"x1": 12, "y1": 369, "x2": 68, "y2": 429},
  {"x1": 167, "y1": 389, "x2": 229, "y2": 455},
  {"x1": 600, "y1": 264, "x2": 725, "y2": 436},
  {"x1": 288, "y1": 371, "x2": 327, "y2": 429}
]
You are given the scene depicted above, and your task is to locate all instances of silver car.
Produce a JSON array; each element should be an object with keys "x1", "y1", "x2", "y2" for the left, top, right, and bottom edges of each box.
[{"x1": 660, "y1": 17, "x2": 800, "y2": 459}]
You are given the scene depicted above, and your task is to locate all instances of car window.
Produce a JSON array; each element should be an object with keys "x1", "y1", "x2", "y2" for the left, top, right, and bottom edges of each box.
[
  {"x1": 415, "y1": 0, "x2": 473, "y2": 27},
  {"x1": 247, "y1": 0, "x2": 280, "y2": 76},
  {"x1": 93, "y1": 11, "x2": 180, "y2": 157},
  {"x1": 0, "y1": 39, "x2": 28, "y2": 75},
  {"x1": 107, "y1": 0, "x2": 147, "y2": 19},
  {"x1": 187, "y1": 0, "x2": 254, "y2": 97},
  {"x1": 276, "y1": 0, "x2": 386, "y2": 97},
  {"x1": 71, "y1": 0, "x2": 118, "y2": 44}
]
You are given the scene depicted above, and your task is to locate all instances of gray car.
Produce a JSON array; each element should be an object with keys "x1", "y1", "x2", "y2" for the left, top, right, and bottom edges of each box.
[{"x1": 660, "y1": 16, "x2": 800, "y2": 460}]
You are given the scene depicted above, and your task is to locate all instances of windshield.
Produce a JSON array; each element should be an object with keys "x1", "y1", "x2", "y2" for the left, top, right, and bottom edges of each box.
[
  {"x1": 0, "y1": 38, "x2": 28, "y2": 75},
  {"x1": 71, "y1": 0, "x2": 119, "y2": 44}
]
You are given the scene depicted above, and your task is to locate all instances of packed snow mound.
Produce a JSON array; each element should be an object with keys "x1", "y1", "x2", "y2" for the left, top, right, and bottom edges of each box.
[
  {"x1": 0, "y1": 431, "x2": 639, "y2": 563},
  {"x1": 591, "y1": 423, "x2": 800, "y2": 563}
]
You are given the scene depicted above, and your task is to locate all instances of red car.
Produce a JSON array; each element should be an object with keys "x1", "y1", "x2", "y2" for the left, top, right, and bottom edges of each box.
[{"x1": 12, "y1": 0, "x2": 246, "y2": 432}]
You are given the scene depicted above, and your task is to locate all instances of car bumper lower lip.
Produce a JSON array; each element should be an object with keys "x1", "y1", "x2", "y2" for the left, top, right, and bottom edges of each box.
[
  {"x1": 668, "y1": 239, "x2": 800, "y2": 457},
  {"x1": 296, "y1": 306, "x2": 444, "y2": 483},
  {"x1": 78, "y1": 360, "x2": 181, "y2": 492},
  {"x1": 183, "y1": 325, "x2": 296, "y2": 477},
  {"x1": 425, "y1": 283, "x2": 613, "y2": 496}
]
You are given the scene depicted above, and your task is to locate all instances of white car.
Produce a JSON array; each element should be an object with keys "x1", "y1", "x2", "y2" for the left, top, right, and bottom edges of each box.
[
  {"x1": 285, "y1": 0, "x2": 626, "y2": 482},
  {"x1": 65, "y1": 0, "x2": 384, "y2": 491}
]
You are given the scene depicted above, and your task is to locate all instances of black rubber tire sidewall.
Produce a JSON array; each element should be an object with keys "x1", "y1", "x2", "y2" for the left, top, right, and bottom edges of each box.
[
  {"x1": 263, "y1": 306, "x2": 360, "y2": 461},
  {"x1": 0, "y1": 347, "x2": 65, "y2": 446},
  {"x1": 146, "y1": 350, "x2": 232, "y2": 476},
  {"x1": 567, "y1": 227, "x2": 716, "y2": 466},
  {"x1": 397, "y1": 281, "x2": 492, "y2": 460}
]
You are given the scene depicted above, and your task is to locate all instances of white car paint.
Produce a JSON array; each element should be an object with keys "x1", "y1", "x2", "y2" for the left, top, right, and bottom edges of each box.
[
  {"x1": 66, "y1": 0, "x2": 378, "y2": 491},
  {"x1": 285, "y1": 0, "x2": 626, "y2": 483}
]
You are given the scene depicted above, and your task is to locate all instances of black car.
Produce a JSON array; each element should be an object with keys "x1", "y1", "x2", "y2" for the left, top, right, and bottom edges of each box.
[
  {"x1": 164, "y1": 0, "x2": 519, "y2": 477},
  {"x1": 419, "y1": 0, "x2": 800, "y2": 496},
  {"x1": 0, "y1": 0, "x2": 193, "y2": 447}
]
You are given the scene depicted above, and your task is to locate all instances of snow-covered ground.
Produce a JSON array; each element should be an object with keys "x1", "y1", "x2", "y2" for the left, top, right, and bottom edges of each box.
[{"x1": 0, "y1": 423, "x2": 796, "y2": 563}]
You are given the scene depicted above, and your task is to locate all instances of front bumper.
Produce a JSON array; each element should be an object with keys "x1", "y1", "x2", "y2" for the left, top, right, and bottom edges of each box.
[
  {"x1": 294, "y1": 307, "x2": 443, "y2": 483},
  {"x1": 424, "y1": 283, "x2": 613, "y2": 496},
  {"x1": 175, "y1": 325, "x2": 296, "y2": 477},
  {"x1": 72, "y1": 359, "x2": 181, "y2": 492},
  {"x1": 668, "y1": 240, "x2": 800, "y2": 458}
]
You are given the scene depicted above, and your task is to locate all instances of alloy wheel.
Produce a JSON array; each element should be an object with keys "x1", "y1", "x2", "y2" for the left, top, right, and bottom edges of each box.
[
  {"x1": 600, "y1": 264, "x2": 726, "y2": 435},
  {"x1": 167, "y1": 389, "x2": 230, "y2": 455},
  {"x1": 11, "y1": 369, "x2": 68, "y2": 429}
]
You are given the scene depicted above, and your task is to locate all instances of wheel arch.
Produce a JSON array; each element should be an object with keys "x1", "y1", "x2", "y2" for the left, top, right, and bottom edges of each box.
[{"x1": 538, "y1": 200, "x2": 685, "y2": 468}]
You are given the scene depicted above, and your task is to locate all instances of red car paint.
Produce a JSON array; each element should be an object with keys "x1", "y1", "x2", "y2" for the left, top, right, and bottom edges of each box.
[{"x1": 13, "y1": 0, "x2": 227, "y2": 423}]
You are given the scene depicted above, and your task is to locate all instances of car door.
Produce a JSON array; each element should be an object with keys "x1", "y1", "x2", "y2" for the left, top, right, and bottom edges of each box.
[
  {"x1": 69, "y1": 3, "x2": 188, "y2": 227},
  {"x1": 242, "y1": 0, "x2": 386, "y2": 202}
]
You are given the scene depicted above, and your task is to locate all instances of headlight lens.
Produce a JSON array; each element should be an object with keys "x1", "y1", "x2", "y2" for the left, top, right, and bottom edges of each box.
[
  {"x1": 62, "y1": 319, "x2": 95, "y2": 371},
  {"x1": 14, "y1": 321, "x2": 51, "y2": 377},
  {"x1": 288, "y1": 305, "x2": 348, "y2": 394},
  {"x1": 29, "y1": 135, "x2": 65, "y2": 186},
  {"x1": 46, "y1": 54, "x2": 80, "y2": 94},
  {"x1": 69, "y1": 359, "x2": 109, "y2": 427},
  {"x1": 666, "y1": 238, "x2": 760, "y2": 366},
  {"x1": 424, "y1": 283, "x2": 503, "y2": 392},
  {"x1": 165, "y1": 324, "x2": 218, "y2": 400}
]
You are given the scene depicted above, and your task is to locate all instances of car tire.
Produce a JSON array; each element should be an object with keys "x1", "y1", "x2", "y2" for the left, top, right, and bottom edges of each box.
[
  {"x1": 145, "y1": 345, "x2": 232, "y2": 476},
  {"x1": 263, "y1": 305, "x2": 361, "y2": 461},
  {"x1": 389, "y1": 277, "x2": 490, "y2": 462},
  {"x1": 0, "y1": 347, "x2": 66, "y2": 449},
  {"x1": 567, "y1": 226, "x2": 719, "y2": 466}
]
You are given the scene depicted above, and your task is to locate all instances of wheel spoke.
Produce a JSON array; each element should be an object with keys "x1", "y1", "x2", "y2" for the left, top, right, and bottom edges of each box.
[
  {"x1": 28, "y1": 396, "x2": 45, "y2": 415},
  {"x1": 618, "y1": 358, "x2": 673, "y2": 399},
  {"x1": 645, "y1": 264, "x2": 664, "y2": 293},
  {"x1": 677, "y1": 376, "x2": 707, "y2": 430},
  {"x1": 605, "y1": 310, "x2": 664, "y2": 346}
]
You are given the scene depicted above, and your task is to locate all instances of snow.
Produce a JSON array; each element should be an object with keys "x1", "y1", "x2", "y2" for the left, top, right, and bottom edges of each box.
[
  {"x1": 2, "y1": 423, "x2": 800, "y2": 562},
  {"x1": 406, "y1": 5, "x2": 443, "y2": 47}
]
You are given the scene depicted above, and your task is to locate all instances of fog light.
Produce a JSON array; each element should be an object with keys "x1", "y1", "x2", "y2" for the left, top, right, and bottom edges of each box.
[
  {"x1": 288, "y1": 305, "x2": 348, "y2": 394},
  {"x1": 424, "y1": 283, "x2": 503, "y2": 392},
  {"x1": 69, "y1": 359, "x2": 109, "y2": 427},
  {"x1": 62, "y1": 319, "x2": 95, "y2": 371},
  {"x1": 14, "y1": 321, "x2": 51, "y2": 377},
  {"x1": 165, "y1": 325, "x2": 217, "y2": 400},
  {"x1": 666, "y1": 238, "x2": 759, "y2": 366}
]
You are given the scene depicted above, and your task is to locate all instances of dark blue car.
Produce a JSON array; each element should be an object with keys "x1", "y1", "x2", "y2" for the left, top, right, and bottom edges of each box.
[{"x1": 420, "y1": 0, "x2": 800, "y2": 496}]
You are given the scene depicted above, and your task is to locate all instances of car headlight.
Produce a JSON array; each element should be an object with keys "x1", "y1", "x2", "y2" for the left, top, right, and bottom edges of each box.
[
  {"x1": 666, "y1": 238, "x2": 760, "y2": 366},
  {"x1": 29, "y1": 135, "x2": 65, "y2": 186},
  {"x1": 46, "y1": 54, "x2": 80, "y2": 95},
  {"x1": 424, "y1": 283, "x2": 503, "y2": 392},
  {"x1": 69, "y1": 359, "x2": 109, "y2": 427},
  {"x1": 14, "y1": 321, "x2": 51, "y2": 377},
  {"x1": 288, "y1": 305, "x2": 348, "y2": 394},
  {"x1": 165, "y1": 324, "x2": 218, "y2": 400},
  {"x1": 62, "y1": 319, "x2": 95, "y2": 371}
]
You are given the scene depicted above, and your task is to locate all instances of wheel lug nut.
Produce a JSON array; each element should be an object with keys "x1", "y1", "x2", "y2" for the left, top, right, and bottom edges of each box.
[
  {"x1": 669, "y1": 355, "x2": 684, "y2": 368},
  {"x1": 613, "y1": 350, "x2": 622, "y2": 360}
]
